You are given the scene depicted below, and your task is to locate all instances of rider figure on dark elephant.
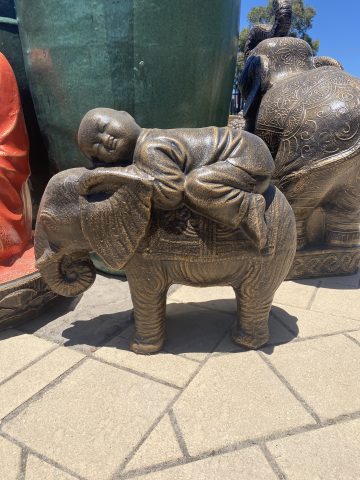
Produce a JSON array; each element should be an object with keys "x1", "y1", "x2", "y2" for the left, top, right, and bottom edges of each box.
[{"x1": 239, "y1": 0, "x2": 360, "y2": 250}]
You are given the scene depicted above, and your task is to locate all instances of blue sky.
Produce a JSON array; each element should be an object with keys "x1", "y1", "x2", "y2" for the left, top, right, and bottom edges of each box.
[{"x1": 240, "y1": 0, "x2": 360, "y2": 77}]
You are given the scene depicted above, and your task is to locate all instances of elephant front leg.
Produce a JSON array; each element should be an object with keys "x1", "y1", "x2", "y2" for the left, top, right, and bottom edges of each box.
[
  {"x1": 231, "y1": 287, "x2": 273, "y2": 349},
  {"x1": 126, "y1": 262, "x2": 169, "y2": 354}
]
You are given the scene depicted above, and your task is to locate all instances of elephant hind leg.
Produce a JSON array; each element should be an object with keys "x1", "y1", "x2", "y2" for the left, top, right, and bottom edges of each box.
[
  {"x1": 231, "y1": 287, "x2": 273, "y2": 349},
  {"x1": 126, "y1": 262, "x2": 169, "y2": 354},
  {"x1": 323, "y1": 162, "x2": 360, "y2": 247}
]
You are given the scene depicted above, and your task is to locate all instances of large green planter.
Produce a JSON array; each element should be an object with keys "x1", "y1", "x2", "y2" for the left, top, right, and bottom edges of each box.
[{"x1": 15, "y1": 0, "x2": 240, "y2": 172}]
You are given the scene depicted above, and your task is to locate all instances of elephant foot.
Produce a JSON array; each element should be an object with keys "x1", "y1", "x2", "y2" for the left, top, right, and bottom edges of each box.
[
  {"x1": 231, "y1": 324, "x2": 269, "y2": 350},
  {"x1": 130, "y1": 335, "x2": 165, "y2": 355}
]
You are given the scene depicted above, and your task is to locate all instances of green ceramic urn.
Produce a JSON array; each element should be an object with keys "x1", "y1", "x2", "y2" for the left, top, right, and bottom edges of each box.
[{"x1": 15, "y1": 0, "x2": 240, "y2": 173}]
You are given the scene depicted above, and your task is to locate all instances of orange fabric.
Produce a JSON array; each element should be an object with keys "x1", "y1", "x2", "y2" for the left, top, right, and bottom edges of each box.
[
  {"x1": 0, "y1": 243, "x2": 36, "y2": 283},
  {"x1": 0, "y1": 52, "x2": 31, "y2": 264}
]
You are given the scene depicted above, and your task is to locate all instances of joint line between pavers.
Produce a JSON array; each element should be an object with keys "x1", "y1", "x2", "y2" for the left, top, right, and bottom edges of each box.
[
  {"x1": 257, "y1": 351, "x2": 322, "y2": 424},
  {"x1": 18, "y1": 310, "x2": 134, "y2": 354},
  {"x1": 0, "y1": 431, "x2": 87, "y2": 480},
  {"x1": 0, "y1": 342, "x2": 60, "y2": 389},
  {"x1": 271, "y1": 310, "x2": 298, "y2": 336},
  {"x1": 168, "y1": 409, "x2": 190, "y2": 458},
  {"x1": 343, "y1": 332, "x2": 360, "y2": 347},
  {"x1": 0, "y1": 357, "x2": 88, "y2": 428},
  {"x1": 91, "y1": 313, "x2": 134, "y2": 351},
  {"x1": 186, "y1": 301, "x2": 236, "y2": 317},
  {"x1": 309, "y1": 306, "x2": 360, "y2": 322},
  {"x1": 88, "y1": 354, "x2": 182, "y2": 390},
  {"x1": 208, "y1": 327, "x2": 360, "y2": 360},
  {"x1": 113, "y1": 343, "x2": 222, "y2": 476},
  {"x1": 259, "y1": 442, "x2": 288, "y2": 480},
  {"x1": 306, "y1": 280, "x2": 321, "y2": 310},
  {"x1": 118, "y1": 411, "x2": 360, "y2": 480},
  {"x1": 18, "y1": 448, "x2": 28, "y2": 480}
]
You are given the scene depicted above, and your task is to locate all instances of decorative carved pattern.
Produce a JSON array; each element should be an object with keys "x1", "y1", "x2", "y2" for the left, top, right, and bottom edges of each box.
[
  {"x1": 240, "y1": 29, "x2": 360, "y2": 264},
  {"x1": 143, "y1": 207, "x2": 256, "y2": 261},
  {"x1": 0, "y1": 273, "x2": 57, "y2": 330},
  {"x1": 287, "y1": 247, "x2": 360, "y2": 279}
]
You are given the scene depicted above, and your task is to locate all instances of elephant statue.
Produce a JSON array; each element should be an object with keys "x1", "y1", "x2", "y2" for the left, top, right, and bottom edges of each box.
[
  {"x1": 239, "y1": 0, "x2": 360, "y2": 276},
  {"x1": 35, "y1": 160, "x2": 296, "y2": 354}
]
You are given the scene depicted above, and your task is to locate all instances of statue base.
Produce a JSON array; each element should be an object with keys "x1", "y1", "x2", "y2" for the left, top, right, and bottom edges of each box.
[
  {"x1": 0, "y1": 243, "x2": 58, "y2": 330},
  {"x1": 287, "y1": 246, "x2": 360, "y2": 280}
]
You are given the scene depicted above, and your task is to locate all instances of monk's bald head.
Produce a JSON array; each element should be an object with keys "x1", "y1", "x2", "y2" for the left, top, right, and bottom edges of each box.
[{"x1": 78, "y1": 108, "x2": 141, "y2": 165}]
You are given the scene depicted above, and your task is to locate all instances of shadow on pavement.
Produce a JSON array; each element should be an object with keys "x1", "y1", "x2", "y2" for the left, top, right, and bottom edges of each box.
[{"x1": 58, "y1": 299, "x2": 299, "y2": 356}]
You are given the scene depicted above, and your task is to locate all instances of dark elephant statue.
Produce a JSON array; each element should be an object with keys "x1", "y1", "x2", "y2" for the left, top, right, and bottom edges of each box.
[
  {"x1": 239, "y1": 0, "x2": 360, "y2": 254},
  {"x1": 35, "y1": 167, "x2": 296, "y2": 354}
]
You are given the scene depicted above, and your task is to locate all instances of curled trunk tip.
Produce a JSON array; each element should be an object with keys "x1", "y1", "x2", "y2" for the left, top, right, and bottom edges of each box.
[{"x1": 38, "y1": 251, "x2": 96, "y2": 297}]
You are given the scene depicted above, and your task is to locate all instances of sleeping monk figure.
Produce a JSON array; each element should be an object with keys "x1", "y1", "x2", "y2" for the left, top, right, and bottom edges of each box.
[
  {"x1": 78, "y1": 108, "x2": 275, "y2": 249},
  {"x1": 0, "y1": 52, "x2": 31, "y2": 264}
]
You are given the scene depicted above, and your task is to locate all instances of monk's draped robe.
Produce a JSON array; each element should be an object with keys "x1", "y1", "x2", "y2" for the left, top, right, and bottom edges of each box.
[
  {"x1": 0, "y1": 52, "x2": 31, "y2": 264},
  {"x1": 130, "y1": 127, "x2": 275, "y2": 248},
  {"x1": 81, "y1": 127, "x2": 276, "y2": 251}
]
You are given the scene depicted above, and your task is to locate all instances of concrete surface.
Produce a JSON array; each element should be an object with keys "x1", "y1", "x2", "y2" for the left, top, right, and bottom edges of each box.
[{"x1": 0, "y1": 271, "x2": 359, "y2": 479}]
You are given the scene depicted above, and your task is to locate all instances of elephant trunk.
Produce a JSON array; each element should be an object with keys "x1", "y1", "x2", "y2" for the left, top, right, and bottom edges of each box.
[
  {"x1": 244, "y1": 0, "x2": 292, "y2": 56},
  {"x1": 35, "y1": 225, "x2": 96, "y2": 297}
]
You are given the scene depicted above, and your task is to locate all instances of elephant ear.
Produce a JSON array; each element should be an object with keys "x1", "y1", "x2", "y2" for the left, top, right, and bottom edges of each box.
[
  {"x1": 239, "y1": 55, "x2": 270, "y2": 132},
  {"x1": 78, "y1": 168, "x2": 153, "y2": 270}
]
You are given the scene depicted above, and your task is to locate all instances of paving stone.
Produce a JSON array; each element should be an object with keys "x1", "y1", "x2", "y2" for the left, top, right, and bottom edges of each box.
[
  {"x1": 165, "y1": 302, "x2": 233, "y2": 361},
  {"x1": 25, "y1": 455, "x2": 77, "y2": 480},
  {"x1": 311, "y1": 286, "x2": 360, "y2": 320},
  {"x1": 3, "y1": 359, "x2": 176, "y2": 480},
  {"x1": 272, "y1": 304, "x2": 360, "y2": 338},
  {"x1": 132, "y1": 447, "x2": 278, "y2": 480},
  {"x1": 0, "y1": 347, "x2": 84, "y2": 419},
  {"x1": 19, "y1": 275, "x2": 133, "y2": 353},
  {"x1": 95, "y1": 334, "x2": 199, "y2": 388},
  {"x1": 273, "y1": 280, "x2": 318, "y2": 309},
  {"x1": 173, "y1": 352, "x2": 314, "y2": 456},
  {"x1": 318, "y1": 269, "x2": 360, "y2": 288},
  {"x1": 0, "y1": 330, "x2": 55, "y2": 383},
  {"x1": 0, "y1": 436, "x2": 21, "y2": 480},
  {"x1": 124, "y1": 414, "x2": 183, "y2": 472},
  {"x1": 215, "y1": 309, "x2": 297, "y2": 354},
  {"x1": 266, "y1": 335, "x2": 360, "y2": 420},
  {"x1": 267, "y1": 418, "x2": 360, "y2": 480},
  {"x1": 120, "y1": 302, "x2": 233, "y2": 362},
  {"x1": 347, "y1": 330, "x2": 360, "y2": 344},
  {"x1": 168, "y1": 286, "x2": 236, "y2": 313}
]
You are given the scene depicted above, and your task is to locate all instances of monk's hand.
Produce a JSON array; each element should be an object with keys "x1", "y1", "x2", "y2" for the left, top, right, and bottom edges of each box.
[{"x1": 78, "y1": 166, "x2": 154, "y2": 196}]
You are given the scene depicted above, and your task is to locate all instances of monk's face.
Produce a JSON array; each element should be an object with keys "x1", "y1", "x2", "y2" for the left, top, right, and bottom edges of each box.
[{"x1": 78, "y1": 109, "x2": 141, "y2": 164}]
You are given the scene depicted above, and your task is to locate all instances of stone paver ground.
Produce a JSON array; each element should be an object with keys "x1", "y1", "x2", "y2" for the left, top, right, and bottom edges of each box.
[{"x1": 1, "y1": 271, "x2": 360, "y2": 479}]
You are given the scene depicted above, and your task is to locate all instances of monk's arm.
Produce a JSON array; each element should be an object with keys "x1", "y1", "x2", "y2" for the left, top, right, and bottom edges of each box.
[{"x1": 131, "y1": 137, "x2": 186, "y2": 210}]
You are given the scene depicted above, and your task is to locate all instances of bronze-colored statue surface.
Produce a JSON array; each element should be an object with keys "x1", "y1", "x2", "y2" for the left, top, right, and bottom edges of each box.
[
  {"x1": 35, "y1": 110, "x2": 296, "y2": 354},
  {"x1": 240, "y1": 0, "x2": 360, "y2": 278}
]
